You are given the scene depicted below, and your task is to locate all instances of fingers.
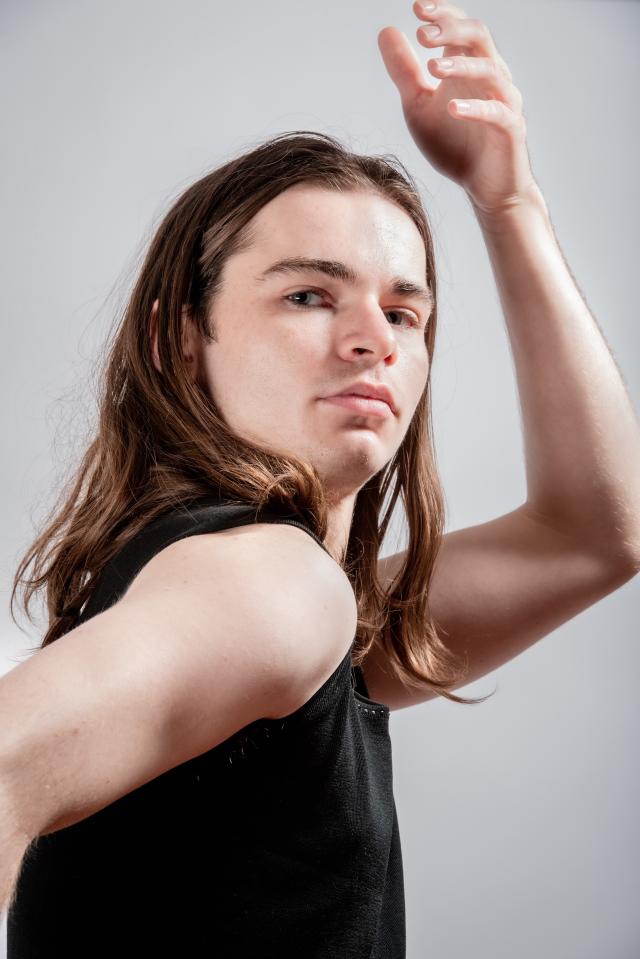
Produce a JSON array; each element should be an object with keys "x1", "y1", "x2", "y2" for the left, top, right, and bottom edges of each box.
[
  {"x1": 377, "y1": 26, "x2": 429, "y2": 97},
  {"x1": 379, "y1": 4, "x2": 518, "y2": 110},
  {"x1": 427, "y1": 55, "x2": 522, "y2": 110},
  {"x1": 446, "y1": 97, "x2": 525, "y2": 137},
  {"x1": 412, "y1": 1, "x2": 511, "y2": 80},
  {"x1": 413, "y1": 1, "x2": 469, "y2": 23}
]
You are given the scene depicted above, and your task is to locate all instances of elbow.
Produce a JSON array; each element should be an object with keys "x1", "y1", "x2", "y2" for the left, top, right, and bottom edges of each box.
[
  {"x1": 594, "y1": 534, "x2": 640, "y2": 582},
  {"x1": 561, "y1": 522, "x2": 640, "y2": 586},
  {"x1": 611, "y1": 525, "x2": 640, "y2": 573},
  {"x1": 618, "y1": 550, "x2": 640, "y2": 580}
]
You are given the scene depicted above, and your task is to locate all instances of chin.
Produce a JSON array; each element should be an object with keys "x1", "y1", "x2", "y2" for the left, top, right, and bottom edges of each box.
[{"x1": 314, "y1": 441, "x2": 389, "y2": 486}]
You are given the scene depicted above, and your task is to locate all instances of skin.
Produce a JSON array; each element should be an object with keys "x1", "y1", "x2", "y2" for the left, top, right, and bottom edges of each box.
[
  {"x1": 3, "y1": 0, "x2": 640, "y2": 930},
  {"x1": 151, "y1": 184, "x2": 432, "y2": 563},
  {"x1": 148, "y1": 1, "x2": 640, "y2": 716}
]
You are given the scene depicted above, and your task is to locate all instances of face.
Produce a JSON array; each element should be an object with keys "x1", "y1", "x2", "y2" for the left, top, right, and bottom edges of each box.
[{"x1": 190, "y1": 185, "x2": 431, "y2": 500}]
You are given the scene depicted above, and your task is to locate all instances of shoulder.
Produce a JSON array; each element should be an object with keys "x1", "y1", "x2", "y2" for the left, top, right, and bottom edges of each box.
[
  {"x1": 3, "y1": 520, "x2": 358, "y2": 838},
  {"x1": 121, "y1": 519, "x2": 358, "y2": 717}
]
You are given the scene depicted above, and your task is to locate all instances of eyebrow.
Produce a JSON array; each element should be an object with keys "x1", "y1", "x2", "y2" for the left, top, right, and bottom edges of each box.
[{"x1": 255, "y1": 257, "x2": 434, "y2": 309}]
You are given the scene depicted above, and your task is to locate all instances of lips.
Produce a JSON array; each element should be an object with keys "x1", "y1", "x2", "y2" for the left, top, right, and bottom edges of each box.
[
  {"x1": 321, "y1": 394, "x2": 393, "y2": 419},
  {"x1": 325, "y1": 380, "x2": 398, "y2": 414}
]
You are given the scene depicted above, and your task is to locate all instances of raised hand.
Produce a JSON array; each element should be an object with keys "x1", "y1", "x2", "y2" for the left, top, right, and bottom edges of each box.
[{"x1": 378, "y1": 1, "x2": 537, "y2": 217}]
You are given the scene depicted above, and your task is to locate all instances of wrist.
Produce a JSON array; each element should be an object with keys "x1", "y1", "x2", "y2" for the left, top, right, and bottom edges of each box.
[{"x1": 469, "y1": 180, "x2": 549, "y2": 235}]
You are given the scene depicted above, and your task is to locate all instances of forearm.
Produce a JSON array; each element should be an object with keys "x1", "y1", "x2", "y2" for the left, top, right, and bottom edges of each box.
[{"x1": 472, "y1": 182, "x2": 640, "y2": 565}]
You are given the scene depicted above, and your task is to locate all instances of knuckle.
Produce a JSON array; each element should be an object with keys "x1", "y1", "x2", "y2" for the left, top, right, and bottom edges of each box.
[
  {"x1": 507, "y1": 105, "x2": 524, "y2": 130},
  {"x1": 475, "y1": 19, "x2": 492, "y2": 43},
  {"x1": 493, "y1": 59, "x2": 506, "y2": 81},
  {"x1": 497, "y1": 57, "x2": 513, "y2": 83}
]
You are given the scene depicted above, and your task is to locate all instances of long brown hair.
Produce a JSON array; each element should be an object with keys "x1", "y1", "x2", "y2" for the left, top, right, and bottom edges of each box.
[{"x1": 11, "y1": 130, "x2": 492, "y2": 706}]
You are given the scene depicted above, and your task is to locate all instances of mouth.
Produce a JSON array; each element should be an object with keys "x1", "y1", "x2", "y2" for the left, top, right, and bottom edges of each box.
[
  {"x1": 322, "y1": 379, "x2": 398, "y2": 415},
  {"x1": 319, "y1": 394, "x2": 394, "y2": 419}
]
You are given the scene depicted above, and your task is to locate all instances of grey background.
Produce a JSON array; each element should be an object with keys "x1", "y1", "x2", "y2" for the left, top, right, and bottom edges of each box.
[{"x1": 1, "y1": 1, "x2": 638, "y2": 956}]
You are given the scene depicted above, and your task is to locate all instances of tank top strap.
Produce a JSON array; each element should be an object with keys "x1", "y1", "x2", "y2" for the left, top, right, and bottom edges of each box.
[
  {"x1": 77, "y1": 494, "x2": 333, "y2": 625},
  {"x1": 188, "y1": 494, "x2": 333, "y2": 560}
]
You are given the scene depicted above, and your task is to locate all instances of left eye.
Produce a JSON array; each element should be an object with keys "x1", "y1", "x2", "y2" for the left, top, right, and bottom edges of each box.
[{"x1": 284, "y1": 290, "x2": 417, "y2": 329}]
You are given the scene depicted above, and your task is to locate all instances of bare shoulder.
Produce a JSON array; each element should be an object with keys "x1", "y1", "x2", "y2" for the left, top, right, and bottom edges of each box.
[
  {"x1": 122, "y1": 519, "x2": 358, "y2": 716},
  {"x1": 0, "y1": 520, "x2": 358, "y2": 841}
]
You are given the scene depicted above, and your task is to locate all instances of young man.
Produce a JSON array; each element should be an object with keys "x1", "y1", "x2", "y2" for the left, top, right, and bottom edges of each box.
[{"x1": 3, "y1": 2, "x2": 639, "y2": 956}]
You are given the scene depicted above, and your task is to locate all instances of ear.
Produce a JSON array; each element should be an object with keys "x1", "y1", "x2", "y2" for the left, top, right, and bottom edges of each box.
[{"x1": 149, "y1": 299, "x2": 201, "y2": 380}]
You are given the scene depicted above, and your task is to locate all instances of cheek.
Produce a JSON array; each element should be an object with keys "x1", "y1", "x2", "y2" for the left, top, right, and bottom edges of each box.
[
  {"x1": 396, "y1": 349, "x2": 430, "y2": 417},
  {"x1": 398, "y1": 344, "x2": 430, "y2": 382},
  {"x1": 217, "y1": 342, "x2": 299, "y2": 422}
]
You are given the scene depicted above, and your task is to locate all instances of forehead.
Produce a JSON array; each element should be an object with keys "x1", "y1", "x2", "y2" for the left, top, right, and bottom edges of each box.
[{"x1": 243, "y1": 184, "x2": 427, "y2": 278}]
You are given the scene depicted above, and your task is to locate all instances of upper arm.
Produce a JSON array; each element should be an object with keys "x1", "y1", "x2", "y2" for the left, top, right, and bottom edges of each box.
[
  {"x1": 363, "y1": 504, "x2": 637, "y2": 710},
  {"x1": 0, "y1": 522, "x2": 356, "y2": 839}
]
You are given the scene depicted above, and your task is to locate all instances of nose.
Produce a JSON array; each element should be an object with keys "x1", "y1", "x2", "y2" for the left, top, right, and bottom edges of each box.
[{"x1": 336, "y1": 297, "x2": 398, "y2": 362}]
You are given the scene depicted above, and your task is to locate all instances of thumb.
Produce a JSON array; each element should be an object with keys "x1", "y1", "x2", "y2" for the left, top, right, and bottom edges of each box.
[{"x1": 377, "y1": 26, "x2": 425, "y2": 100}]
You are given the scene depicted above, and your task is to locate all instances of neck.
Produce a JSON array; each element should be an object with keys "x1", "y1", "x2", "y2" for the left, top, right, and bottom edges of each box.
[{"x1": 323, "y1": 493, "x2": 357, "y2": 566}]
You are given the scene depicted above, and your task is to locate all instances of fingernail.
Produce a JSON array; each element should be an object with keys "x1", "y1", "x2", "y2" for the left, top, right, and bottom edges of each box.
[
  {"x1": 438, "y1": 58, "x2": 454, "y2": 69},
  {"x1": 421, "y1": 2, "x2": 436, "y2": 10},
  {"x1": 424, "y1": 23, "x2": 441, "y2": 38}
]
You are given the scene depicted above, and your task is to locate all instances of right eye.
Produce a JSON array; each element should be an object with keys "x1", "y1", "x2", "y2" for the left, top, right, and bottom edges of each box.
[{"x1": 284, "y1": 290, "x2": 326, "y2": 309}]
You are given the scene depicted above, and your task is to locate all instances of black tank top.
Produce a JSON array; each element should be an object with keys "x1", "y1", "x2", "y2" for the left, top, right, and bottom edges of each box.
[{"x1": 7, "y1": 495, "x2": 406, "y2": 958}]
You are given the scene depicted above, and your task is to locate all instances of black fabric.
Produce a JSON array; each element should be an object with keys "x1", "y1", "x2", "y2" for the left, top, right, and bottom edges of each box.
[{"x1": 7, "y1": 494, "x2": 405, "y2": 958}]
